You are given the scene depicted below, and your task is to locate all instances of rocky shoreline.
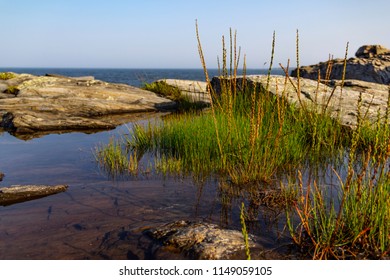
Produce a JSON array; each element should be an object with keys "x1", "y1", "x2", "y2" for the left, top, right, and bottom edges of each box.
[
  {"x1": 291, "y1": 45, "x2": 390, "y2": 84},
  {"x1": 0, "y1": 73, "x2": 176, "y2": 138}
]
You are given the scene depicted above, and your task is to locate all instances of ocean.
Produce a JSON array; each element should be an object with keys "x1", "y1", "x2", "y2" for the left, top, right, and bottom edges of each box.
[{"x1": 0, "y1": 68, "x2": 284, "y2": 87}]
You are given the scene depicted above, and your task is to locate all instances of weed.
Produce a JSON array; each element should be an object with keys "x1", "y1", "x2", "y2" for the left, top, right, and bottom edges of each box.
[
  {"x1": 5, "y1": 85, "x2": 19, "y2": 95},
  {"x1": 240, "y1": 202, "x2": 251, "y2": 260},
  {"x1": 94, "y1": 137, "x2": 138, "y2": 178},
  {"x1": 143, "y1": 80, "x2": 182, "y2": 100},
  {"x1": 0, "y1": 72, "x2": 15, "y2": 80}
]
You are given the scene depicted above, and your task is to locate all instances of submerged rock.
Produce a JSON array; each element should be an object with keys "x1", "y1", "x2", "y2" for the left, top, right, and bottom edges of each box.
[
  {"x1": 291, "y1": 45, "x2": 390, "y2": 84},
  {"x1": 0, "y1": 73, "x2": 176, "y2": 136},
  {"x1": 0, "y1": 184, "x2": 68, "y2": 206},
  {"x1": 144, "y1": 220, "x2": 259, "y2": 260}
]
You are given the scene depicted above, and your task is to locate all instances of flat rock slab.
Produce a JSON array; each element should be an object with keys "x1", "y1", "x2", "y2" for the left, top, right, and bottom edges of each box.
[
  {"x1": 211, "y1": 75, "x2": 389, "y2": 128},
  {"x1": 0, "y1": 184, "x2": 68, "y2": 206},
  {"x1": 0, "y1": 73, "x2": 176, "y2": 135}
]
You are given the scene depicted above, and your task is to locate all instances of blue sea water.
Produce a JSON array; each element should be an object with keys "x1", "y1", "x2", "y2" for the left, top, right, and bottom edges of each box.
[{"x1": 0, "y1": 68, "x2": 284, "y2": 87}]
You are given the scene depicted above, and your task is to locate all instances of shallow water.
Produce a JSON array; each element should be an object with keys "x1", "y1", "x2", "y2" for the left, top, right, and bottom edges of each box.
[{"x1": 0, "y1": 121, "x2": 293, "y2": 259}]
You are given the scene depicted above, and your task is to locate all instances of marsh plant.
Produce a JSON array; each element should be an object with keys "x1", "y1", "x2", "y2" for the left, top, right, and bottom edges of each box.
[
  {"x1": 95, "y1": 24, "x2": 389, "y2": 259},
  {"x1": 94, "y1": 137, "x2": 139, "y2": 178},
  {"x1": 287, "y1": 90, "x2": 390, "y2": 259}
]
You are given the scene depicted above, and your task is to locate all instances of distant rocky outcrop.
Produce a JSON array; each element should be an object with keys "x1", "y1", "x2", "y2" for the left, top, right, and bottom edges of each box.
[
  {"x1": 0, "y1": 73, "x2": 176, "y2": 138},
  {"x1": 291, "y1": 45, "x2": 390, "y2": 84}
]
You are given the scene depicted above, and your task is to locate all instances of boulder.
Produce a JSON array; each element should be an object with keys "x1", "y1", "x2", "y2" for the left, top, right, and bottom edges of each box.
[
  {"x1": 0, "y1": 184, "x2": 68, "y2": 206},
  {"x1": 0, "y1": 172, "x2": 4, "y2": 181},
  {"x1": 144, "y1": 220, "x2": 259, "y2": 260},
  {"x1": 0, "y1": 73, "x2": 176, "y2": 136},
  {"x1": 211, "y1": 75, "x2": 389, "y2": 128},
  {"x1": 355, "y1": 45, "x2": 390, "y2": 58},
  {"x1": 291, "y1": 45, "x2": 390, "y2": 84}
]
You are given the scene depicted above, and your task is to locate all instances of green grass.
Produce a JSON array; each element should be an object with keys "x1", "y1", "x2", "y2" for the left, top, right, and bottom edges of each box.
[
  {"x1": 94, "y1": 137, "x2": 139, "y2": 178},
  {"x1": 143, "y1": 80, "x2": 182, "y2": 100}
]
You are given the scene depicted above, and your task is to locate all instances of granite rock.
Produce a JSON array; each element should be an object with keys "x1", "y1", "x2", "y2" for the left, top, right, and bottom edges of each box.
[
  {"x1": 291, "y1": 45, "x2": 390, "y2": 85},
  {"x1": 0, "y1": 73, "x2": 176, "y2": 136}
]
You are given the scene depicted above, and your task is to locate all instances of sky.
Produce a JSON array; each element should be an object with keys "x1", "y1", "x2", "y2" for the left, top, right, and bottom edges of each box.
[{"x1": 0, "y1": 0, "x2": 389, "y2": 68}]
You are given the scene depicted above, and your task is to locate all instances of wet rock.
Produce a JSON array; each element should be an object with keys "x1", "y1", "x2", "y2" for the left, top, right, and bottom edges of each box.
[
  {"x1": 211, "y1": 75, "x2": 389, "y2": 128},
  {"x1": 0, "y1": 73, "x2": 176, "y2": 135},
  {"x1": 0, "y1": 184, "x2": 68, "y2": 206},
  {"x1": 291, "y1": 45, "x2": 390, "y2": 84},
  {"x1": 144, "y1": 220, "x2": 259, "y2": 260}
]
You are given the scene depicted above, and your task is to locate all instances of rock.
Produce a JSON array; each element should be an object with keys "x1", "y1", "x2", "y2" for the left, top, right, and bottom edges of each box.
[
  {"x1": 144, "y1": 220, "x2": 259, "y2": 260},
  {"x1": 0, "y1": 73, "x2": 176, "y2": 136},
  {"x1": 0, "y1": 184, "x2": 68, "y2": 206},
  {"x1": 45, "y1": 73, "x2": 95, "y2": 81},
  {"x1": 291, "y1": 45, "x2": 390, "y2": 84},
  {"x1": 0, "y1": 172, "x2": 4, "y2": 181},
  {"x1": 211, "y1": 75, "x2": 389, "y2": 128},
  {"x1": 158, "y1": 79, "x2": 210, "y2": 104},
  {"x1": 355, "y1": 45, "x2": 390, "y2": 58}
]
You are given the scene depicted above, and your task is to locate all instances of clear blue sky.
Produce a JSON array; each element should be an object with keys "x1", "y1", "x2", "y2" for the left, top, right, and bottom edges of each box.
[{"x1": 1, "y1": 0, "x2": 389, "y2": 68}]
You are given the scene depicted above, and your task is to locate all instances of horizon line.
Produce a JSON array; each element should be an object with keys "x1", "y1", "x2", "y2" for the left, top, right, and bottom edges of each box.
[{"x1": 0, "y1": 66, "x2": 288, "y2": 70}]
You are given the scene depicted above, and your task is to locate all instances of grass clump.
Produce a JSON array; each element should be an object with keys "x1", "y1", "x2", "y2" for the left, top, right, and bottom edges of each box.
[
  {"x1": 143, "y1": 80, "x2": 182, "y2": 100},
  {"x1": 94, "y1": 137, "x2": 138, "y2": 178},
  {"x1": 5, "y1": 85, "x2": 19, "y2": 95},
  {"x1": 0, "y1": 72, "x2": 16, "y2": 80}
]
